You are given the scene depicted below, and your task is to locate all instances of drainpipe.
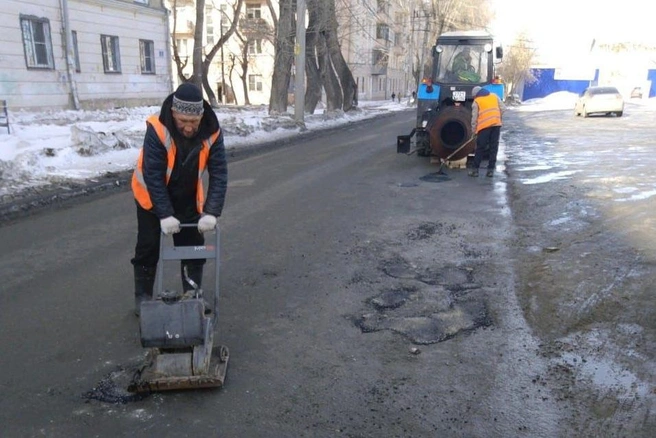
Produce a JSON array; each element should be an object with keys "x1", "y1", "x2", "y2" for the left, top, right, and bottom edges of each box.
[
  {"x1": 164, "y1": 5, "x2": 174, "y2": 93},
  {"x1": 60, "y1": 0, "x2": 80, "y2": 109}
]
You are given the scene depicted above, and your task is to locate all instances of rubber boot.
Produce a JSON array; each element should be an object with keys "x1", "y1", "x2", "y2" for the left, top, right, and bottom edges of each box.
[
  {"x1": 134, "y1": 265, "x2": 156, "y2": 317},
  {"x1": 181, "y1": 263, "x2": 211, "y2": 314}
]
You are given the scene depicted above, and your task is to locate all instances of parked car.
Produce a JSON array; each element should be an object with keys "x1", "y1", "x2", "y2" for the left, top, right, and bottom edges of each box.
[
  {"x1": 574, "y1": 86, "x2": 624, "y2": 117},
  {"x1": 630, "y1": 87, "x2": 643, "y2": 99}
]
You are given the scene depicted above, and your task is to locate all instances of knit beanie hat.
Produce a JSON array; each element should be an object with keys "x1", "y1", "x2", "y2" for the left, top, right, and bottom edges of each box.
[
  {"x1": 172, "y1": 83, "x2": 204, "y2": 116},
  {"x1": 472, "y1": 86, "x2": 482, "y2": 97}
]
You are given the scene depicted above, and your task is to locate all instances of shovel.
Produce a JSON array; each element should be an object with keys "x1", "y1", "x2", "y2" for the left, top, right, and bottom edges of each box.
[{"x1": 436, "y1": 135, "x2": 476, "y2": 175}]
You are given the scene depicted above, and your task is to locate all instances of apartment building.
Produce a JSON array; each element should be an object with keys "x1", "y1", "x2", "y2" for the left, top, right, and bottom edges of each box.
[
  {"x1": 0, "y1": 0, "x2": 172, "y2": 111},
  {"x1": 337, "y1": 0, "x2": 414, "y2": 101},
  {"x1": 168, "y1": 0, "x2": 277, "y2": 106},
  {"x1": 172, "y1": 0, "x2": 416, "y2": 106}
]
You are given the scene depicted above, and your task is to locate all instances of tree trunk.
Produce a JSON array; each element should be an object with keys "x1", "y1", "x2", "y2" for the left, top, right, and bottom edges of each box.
[
  {"x1": 323, "y1": 0, "x2": 356, "y2": 111},
  {"x1": 317, "y1": 32, "x2": 341, "y2": 111},
  {"x1": 304, "y1": 0, "x2": 322, "y2": 113},
  {"x1": 240, "y1": 43, "x2": 251, "y2": 105},
  {"x1": 269, "y1": 0, "x2": 294, "y2": 114},
  {"x1": 191, "y1": 0, "x2": 205, "y2": 89},
  {"x1": 228, "y1": 61, "x2": 238, "y2": 105}
]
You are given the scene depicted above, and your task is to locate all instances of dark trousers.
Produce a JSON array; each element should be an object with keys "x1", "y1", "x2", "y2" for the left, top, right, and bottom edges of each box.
[
  {"x1": 472, "y1": 125, "x2": 501, "y2": 170},
  {"x1": 131, "y1": 202, "x2": 204, "y2": 268}
]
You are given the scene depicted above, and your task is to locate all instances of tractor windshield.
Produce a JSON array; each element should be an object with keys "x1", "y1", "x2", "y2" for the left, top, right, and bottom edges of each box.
[{"x1": 434, "y1": 44, "x2": 492, "y2": 84}]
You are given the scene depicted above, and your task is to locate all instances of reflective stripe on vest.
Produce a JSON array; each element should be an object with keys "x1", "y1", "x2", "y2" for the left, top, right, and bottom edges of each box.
[
  {"x1": 131, "y1": 114, "x2": 220, "y2": 213},
  {"x1": 475, "y1": 94, "x2": 502, "y2": 133}
]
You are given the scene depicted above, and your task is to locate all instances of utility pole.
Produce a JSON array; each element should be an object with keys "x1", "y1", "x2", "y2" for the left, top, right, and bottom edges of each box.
[
  {"x1": 59, "y1": 0, "x2": 80, "y2": 109},
  {"x1": 220, "y1": 12, "x2": 226, "y2": 104},
  {"x1": 418, "y1": 11, "x2": 430, "y2": 82},
  {"x1": 294, "y1": 0, "x2": 306, "y2": 123}
]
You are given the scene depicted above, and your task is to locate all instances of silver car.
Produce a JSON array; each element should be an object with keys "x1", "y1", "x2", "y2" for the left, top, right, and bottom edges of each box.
[{"x1": 574, "y1": 86, "x2": 624, "y2": 117}]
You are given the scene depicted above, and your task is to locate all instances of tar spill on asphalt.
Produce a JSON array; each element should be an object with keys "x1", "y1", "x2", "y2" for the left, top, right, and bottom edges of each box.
[
  {"x1": 82, "y1": 365, "x2": 149, "y2": 404},
  {"x1": 419, "y1": 172, "x2": 451, "y2": 183}
]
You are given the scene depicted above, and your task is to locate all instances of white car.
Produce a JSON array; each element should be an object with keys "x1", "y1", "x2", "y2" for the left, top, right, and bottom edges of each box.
[{"x1": 574, "y1": 86, "x2": 624, "y2": 117}]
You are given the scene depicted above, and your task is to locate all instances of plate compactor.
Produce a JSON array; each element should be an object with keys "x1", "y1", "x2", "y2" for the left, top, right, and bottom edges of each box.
[{"x1": 129, "y1": 224, "x2": 228, "y2": 393}]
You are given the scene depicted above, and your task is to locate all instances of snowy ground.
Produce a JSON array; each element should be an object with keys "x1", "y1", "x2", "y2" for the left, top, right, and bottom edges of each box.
[
  {"x1": 0, "y1": 99, "x2": 411, "y2": 198},
  {"x1": 0, "y1": 92, "x2": 653, "y2": 200}
]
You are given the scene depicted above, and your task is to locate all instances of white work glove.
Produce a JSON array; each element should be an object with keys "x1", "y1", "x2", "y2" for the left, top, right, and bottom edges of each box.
[
  {"x1": 198, "y1": 214, "x2": 217, "y2": 233},
  {"x1": 160, "y1": 216, "x2": 181, "y2": 235}
]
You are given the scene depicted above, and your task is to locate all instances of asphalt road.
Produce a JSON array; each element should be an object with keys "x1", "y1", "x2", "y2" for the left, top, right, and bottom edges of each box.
[{"x1": 1, "y1": 103, "x2": 655, "y2": 437}]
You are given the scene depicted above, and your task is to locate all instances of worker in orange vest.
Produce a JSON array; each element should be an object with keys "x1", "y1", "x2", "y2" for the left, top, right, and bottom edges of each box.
[
  {"x1": 130, "y1": 83, "x2": 228, "y2": 316},
  {"x1": 469, "y1": 85, "x2": 506, "y2": 177}
]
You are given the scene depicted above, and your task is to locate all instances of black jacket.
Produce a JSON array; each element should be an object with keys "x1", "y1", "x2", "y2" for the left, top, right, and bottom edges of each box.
[{"x1": 141, "y1": 93, "x2": 228, "y2": 221}]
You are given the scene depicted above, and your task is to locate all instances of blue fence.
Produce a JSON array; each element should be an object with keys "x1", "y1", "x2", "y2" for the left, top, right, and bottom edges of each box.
[{"x1": 522, "y1": 68, "x2": 599, "y2": 101}]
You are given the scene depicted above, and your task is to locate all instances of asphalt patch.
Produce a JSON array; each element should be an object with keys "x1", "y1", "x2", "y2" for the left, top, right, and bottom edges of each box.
[
  {"x1": 380, "y1": 257, "x2": 473, "y2": 286},
  {"x1": 82, "y1": 365, "x2": 149, "y2": 404},
  {"x1": 356, "y1": 257, "x2": 490, "y2": 344},
  {"x1": 356, "y1": 298, "x2": 491, "y2": 344},
  {"x1": 419, "y1": 172, "x2": 451, "y2": 183}
]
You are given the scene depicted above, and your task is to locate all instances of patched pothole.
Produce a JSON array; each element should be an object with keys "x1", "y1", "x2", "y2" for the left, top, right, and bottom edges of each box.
[
  {"x1": 82, "y1": 365, "x2": 149, "y2": 404},
  {"x1": 380, "y1": 256, "x2": 473, "y2": 287},
  {"x1": 355, "y1": 298, "x2": 491, "y2": 344},
  {"x1": 419, "y1": 172, "x2": 451, "y2": 183},
  {"x1": 356, "y1": 257, "x2": 490, "y2": 344}
]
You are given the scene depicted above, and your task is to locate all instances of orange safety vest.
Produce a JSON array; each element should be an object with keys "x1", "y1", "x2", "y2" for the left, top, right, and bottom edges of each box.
[
  {"x1": 131, "y1": 115, "x2": 220, "y2": 213},
  {"x1": 474, "y1": 94, "x2": 502, "y2": 133}
]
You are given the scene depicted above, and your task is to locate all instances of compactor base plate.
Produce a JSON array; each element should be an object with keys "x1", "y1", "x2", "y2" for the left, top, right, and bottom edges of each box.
[{"x1": 129, "y1": 346, "x2": 229, "y2": 393}]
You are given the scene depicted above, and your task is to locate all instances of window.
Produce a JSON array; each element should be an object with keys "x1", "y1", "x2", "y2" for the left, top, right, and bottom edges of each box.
[
  {"x1": 205, "y1": 5, "x2": 214, "y2": 45},
  {"x1": 435, "y1": 44, "x2": 491, "y2": 84},
  {"x1": 246, "y1": 3, "x2": 262, "y2": 19},
  {"x1": 372, "y1": 49, "x2": 387, "y2": 66},
  {"x1": 376, "y1": 24, "x2": 389, "y2": 41},
  {"x1": 101, "y1": 35, "x2": 121, "y2": 73},
  {"x1": 176, "y1": 38, "x2": 189, "y2": 56},
  {"x1": 20, "y1": 15, "x2": 55, "y2": 69},
  {"x1": 248, "y1": 74, "x2": 263, "y2": 92},
  {"x1": 247, "y1": 39, "x2": 262, "y2": 55},
  {"x1": 72, "y1": 30, "x2": 81, "y2": 72},
  {"x1": 140, "y1": 39, "x2": 155, "y2": 74}
]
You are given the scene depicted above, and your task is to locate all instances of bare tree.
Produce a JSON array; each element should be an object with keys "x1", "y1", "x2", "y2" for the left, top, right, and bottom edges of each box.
[
  {"x1": 233, "y1": 30, "x2": 252, "y2": 105},
  {"x1": 200, "y1": 1, "x2": 244, "y2": 106},
  {"x1": 190, "y1": 0, "x2": 206, "y2": 88},
  {"x1": 304, "y1": 0, "x2": 323, "y2": 112},
  {"x1": 232, "y1": 3, "x2": 275, "y2": 106},
  {"x1": 497, "y1": 33, "x2": 539, "y2": 98},
  {"x1": 169, "y1": 0, "x2": 243, "y2": 105},
  {"x1": 413, "y1": 0, "x2": 493, "y2": 82},
  {"x1": 170, "y1": 1, "x2": 190, "y2": 82},
  {"x1": 321, "y1": 0, "x2": 357, "y2": 111},
  {"x1": 227, "y1": 54, "x2": 239, "y2": 104},
  {"x1": 269, "y1": 0, "x2": 295, "y2": 114}
]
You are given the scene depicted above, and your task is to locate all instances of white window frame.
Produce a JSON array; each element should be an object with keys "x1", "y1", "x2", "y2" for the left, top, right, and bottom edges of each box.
[
  {"x1": 246, "y1": 3, "x2": 262, "y2": 19},
  {"x1": 101, "y1": 34, "x2": 121, "y2": 73},
  {"x1": 20, "y1": 15, "x2": 55, "y2": 70},
  {"x1": 139, "y1": 39, "x2": 155, "y2": 74},
  {"x1": 247, "y1": 39, "x2": 263, "y2": 55},
  {"x1": 248, "y1": 74, "x2": 263, "y2": 92}
]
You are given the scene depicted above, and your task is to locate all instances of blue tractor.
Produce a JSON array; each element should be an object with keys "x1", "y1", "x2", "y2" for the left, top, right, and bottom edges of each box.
[{"x1": 398, "y1": 31, "x2": 504, "y2": 164}]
